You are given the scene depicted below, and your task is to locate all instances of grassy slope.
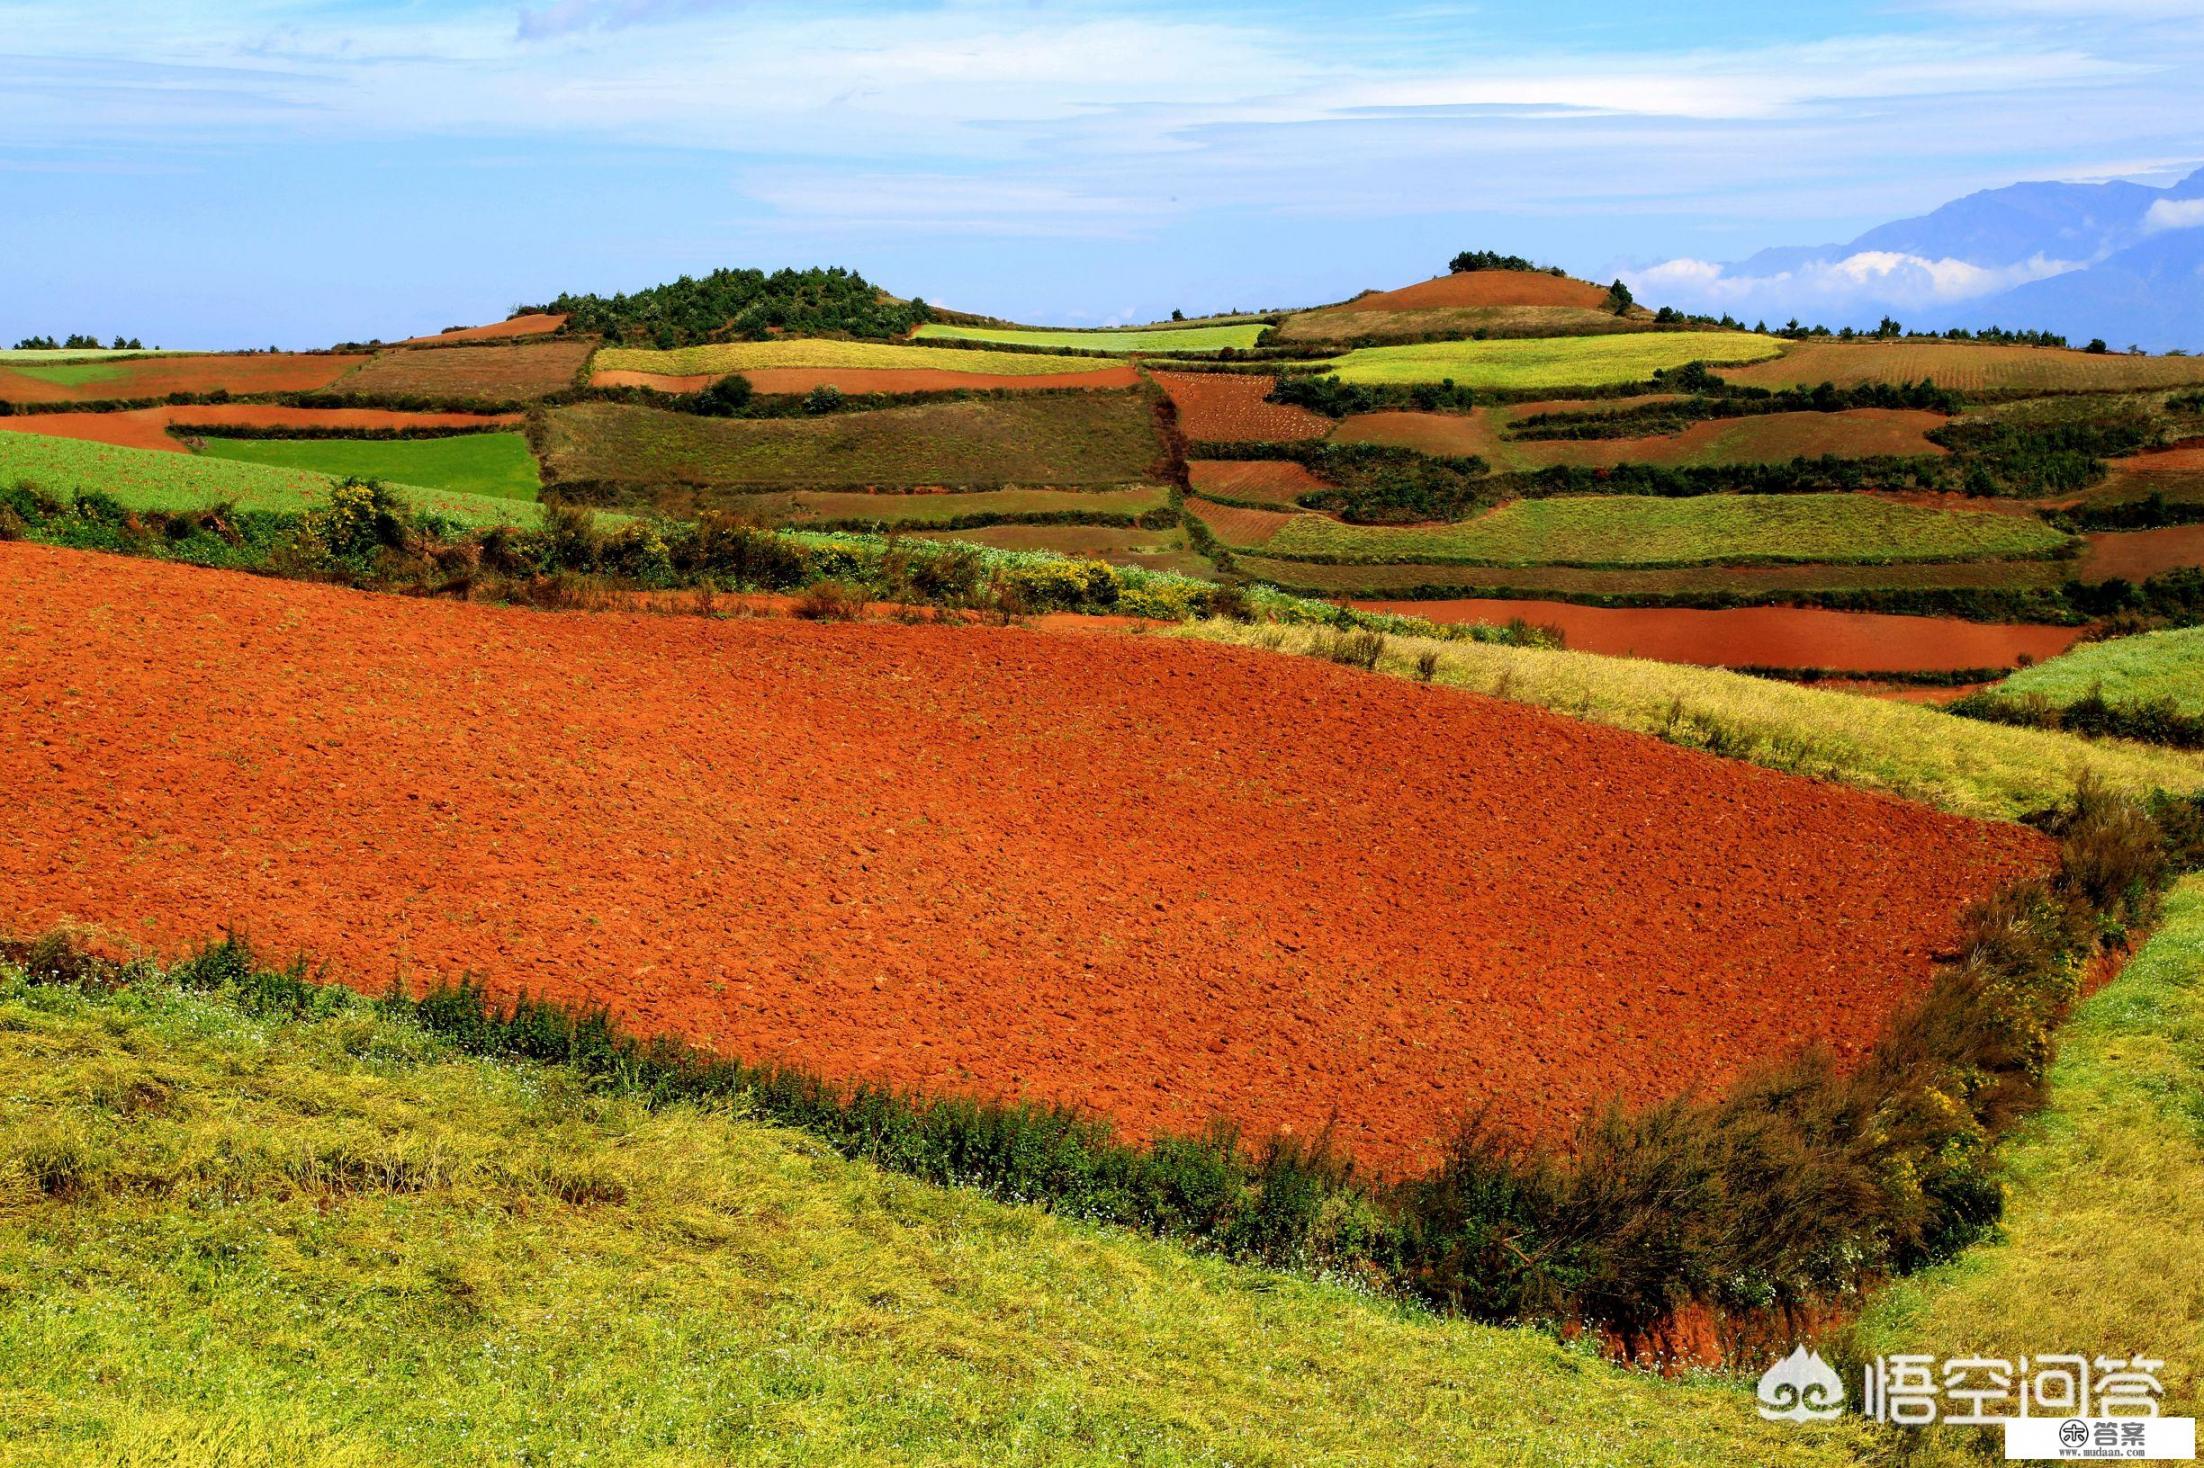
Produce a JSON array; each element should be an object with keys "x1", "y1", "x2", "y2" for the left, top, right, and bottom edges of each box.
[
  {"x1": 196, "y1": 432, "x2": 543, "y2": 502},
  {"x1": 1854, "y1": 875, "x2": 2204, "y2": 1420},
  {"x1": 0, "y1": 433, "x2": 540, "y2": 528},
  {"x1": 540, "y1": 397, "x2": 1161, "y2": 488},
  {"x1": 1984, "y1": 626, "x2": 2204, "y2": 717},
  {"x1": 1317, "y1": 331, "x2": 1784, "y2": 388},
  {"x1": 1176, "y1": 620, "x2": 2204, "y2": 820},
  {"x1": 597, "y1": 340, "x2": 1132, "y2": 377},
  {"x1": 915, "y1": 322, "x2": 1268, "y2": 353},
  {"x1": 1243, "y1": 493, "x2": 2072, "y2": 568},
  {"x1": 0, "y1": 970, "x2": 1862, "y2": 1468}
]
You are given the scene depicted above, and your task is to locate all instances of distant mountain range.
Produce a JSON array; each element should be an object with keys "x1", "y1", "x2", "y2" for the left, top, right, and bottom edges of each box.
[{"x1": 1630, "y1": 165, "x2": 2204, "y2": 352}]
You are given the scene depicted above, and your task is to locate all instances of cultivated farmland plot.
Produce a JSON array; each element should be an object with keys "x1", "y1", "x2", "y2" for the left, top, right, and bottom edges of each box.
[
  {"x1": 539, "y1": 395, "x2": 1162, "y2": 488},
  {"x1": 1190, "y1": 491, "x2": 2074, "y2": 567},
  {"x1": 0, "y1": 352, "x2": 368, "y2": 404},
  {"x1": 0, "y1": 433, "x2": 541, "y2": 527},
  {"x1": 915, "y1": 321, "x2": 1270, "y2": 352},
  {"x1": 1312, "y1": 330, "x2": 1784, "y2": 388}
]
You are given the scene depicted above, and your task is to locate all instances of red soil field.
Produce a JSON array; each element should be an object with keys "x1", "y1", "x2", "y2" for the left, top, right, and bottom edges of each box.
[
  {"x1": 1328, "y1": 272, "x2": 1608, "y2": 312},
  {"x1": 590, "y1": 364, "x2": 1142, "y2": 394},
  {"x1": 1355, "y1": 598, "x2": 2086, "y2": 674},
  {"x1": 2080, "y1": 524, "x2": 2204, "y2": 582},
  {"x1": 0, "y1": 405, "x2": 524, "y2": 454},
  {"x1": 1187, "y1": 458, "x2": 1328, "y2": 505},
  {"x1": 0, "y1": 543, "x2": 2048, "y2": 1173},
  {"x1": 0, "y1": 353, "x2": 369, "y2": 405},
  {"x1": 1183, "y1": 495, "x2": 1294, "y2": 547},
  {"x1": 398, "y1": 313, "x2": 568, "y2": 346},
  {"x1": 1151, "y1": 371, "x2": 1331, "y2": 442}
]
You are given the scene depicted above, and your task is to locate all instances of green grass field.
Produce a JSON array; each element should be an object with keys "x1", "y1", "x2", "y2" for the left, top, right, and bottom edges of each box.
[
  {"x1": 1983, "y1": 626, "x2": 2204, "y2": 716},
  {"x1": 0, "y1": 961, "x2": 1863, "y2": 1468},
  {"x1": 1178, "y1": 620, "x2": 2204, "y2": 819},
  {"x1": 596, "y1": 339, "x2": 1133, "y2": 377},
  {"x1": 0, "y1": 433, "x2": 541, "y2": 528},
  {"x1": 0, "y1": 348, "x2": 184, "y2": 364},
  {"x1": 1222, "y1": 492, "x2": 2073, "y2": 568},
  {"x1": 1312, "y1": 331, "x2": 1784, "y2": 388},
  {"x1": 196, "y1": 432, "x2": 543, "y2": 502},
  {"x1": 540, "y1": 396, "x2": 1161, "y2": 488},
  {"x1": 1854, "y1": 874, "x2": 2204, "y2": 1425},
  {"x1": 915, "y1": 322, "x2": 1269, "y2": 353}
]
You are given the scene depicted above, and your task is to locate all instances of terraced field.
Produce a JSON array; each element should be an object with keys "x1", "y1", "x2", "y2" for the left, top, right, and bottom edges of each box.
[
  {"x1": 916, "y1": 322, "x2": 1267, "y2": 352},
  {"x1": 598, "y1": 339, "x2": 1140, "y2": 381},
  {"x1": 0, "y1": 352, "x2": 368, "y2": 404},
  {"x1": 1312, "y1": 330, "x2": 1784, "y2": 388},
  {"x1": 330, "y1": 341, "x2": 592, "y2": 401},
  {"x1": 1722, "y1": 339, "x2": 2204, "y2": 393},
  {"x1": 707, "y1": 485, "x2": 1168, "y2": 529},
  {"x1": 0, "y1": 432, "x2": 541, "y2": 527},
  {"x1": 1187, "y1": 458, "x2": 1330, "y2": 505},
  {"x1": 1229, "y1": 552, "x2": 2075, "y2": 598},
  {"x1": 539, "y1": 395, "x2": 1161, "y2": 488},
  {"x1": 913, "y1": 523, "x2": 1218, "y2": 578},
  {"x1": 1979, "y1": 625, "x2": 2204, "y2": 714},
  {"x1": 1274, "y1": 271, "x2": 1636, "y2": 345},
  {"x1": 1188, "y1": 492, "x2": 2073, "y2": 567},
  {"x1": 197, "y1": 431, "x2": 544, "y2": 501},
  {"x1": 1334, "y1": 407, "x2": 1947, "y2": 471},
  {"x1": 1152, "y1": 370, "x2": 1331, "y2": 441}
]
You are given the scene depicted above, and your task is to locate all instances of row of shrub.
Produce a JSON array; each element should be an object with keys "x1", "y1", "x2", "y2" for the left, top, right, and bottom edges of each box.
[
  {"x1": 2046, "y1": 492, "x2": 2204, "y2": 532},
  {"x1": 0, "y1": 477, "x2": 1561, "y2": 645},
  {"x1": 1950, "y1": 685, "x2": 2204, "y2": 749},
  {"x1": 14, "y1": 782, "x2": 2190, "y2": 1351},
  {"x1": 1509, "y1": 377, "x2": 1965, "y2": 440},
  {"x1": 1268, "y1": 374, "x2": 1478, "y2": 417}
]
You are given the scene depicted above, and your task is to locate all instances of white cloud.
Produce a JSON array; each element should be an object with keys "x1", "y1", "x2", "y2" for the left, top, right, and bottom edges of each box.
[
  {"x1": 2145, "y1": 198, "x2": 2204, "y2": 232},
  {"x1": 1625, "y1": 250, "x2": 2083, "y2": 318}
]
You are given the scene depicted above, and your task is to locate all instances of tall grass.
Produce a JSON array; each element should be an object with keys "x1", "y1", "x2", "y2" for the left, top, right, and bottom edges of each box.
[{"x1": 0, "y1": 947, "x2": 1860, "y2": 1467}]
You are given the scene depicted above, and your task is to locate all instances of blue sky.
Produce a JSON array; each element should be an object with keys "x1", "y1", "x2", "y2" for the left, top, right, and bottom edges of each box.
[{"x1": 4, "y1": 0, "x2": 2202, "y2": 347}]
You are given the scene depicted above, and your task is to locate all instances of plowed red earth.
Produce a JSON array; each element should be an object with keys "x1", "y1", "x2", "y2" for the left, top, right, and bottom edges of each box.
[
  {"x1": 2082, "y1": 525, "x2": 2204, "y2": 582},
  {"x1": 0, "y1": 354, "x2": 368, "y2": 404},
  {"x1": 1187, "y1": 459, "x2": 1328, "y2": 505},
  {"x1": 0, "y1": 544, "x2": 2049, "y2": 1173},
  {"x1": 399, "y1": 313, "x2": 568, "y2": 346},
  {"x1": 0, "y1": 405, "x2": 524, "y2": 454},
  {"x1": 1328, "y1": 272, "x2": 1608, "y2": 312},
  {"x1": 591, "y1": 365, "x2": 1142, "y2": 394},
  {"x1": 1356, "y1": 598, "x2": 2085, "y2": 674},
  {"x1": 1151, "y1": 371, "x2": 1331, "y2": 442}
]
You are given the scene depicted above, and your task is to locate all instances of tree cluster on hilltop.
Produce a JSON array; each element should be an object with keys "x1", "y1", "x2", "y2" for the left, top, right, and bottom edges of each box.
[
  {"x1": 538, "y1": 267, "x2": 929, "y2": 348},
  {"x1": 1446, "y1": 249, "x2": 1564, "y2": 276}
]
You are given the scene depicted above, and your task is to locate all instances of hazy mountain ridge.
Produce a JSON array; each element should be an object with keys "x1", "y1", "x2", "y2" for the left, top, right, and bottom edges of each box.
[{"x1": 1633, "y1": 165, "x2": 2204, "y2": 350}]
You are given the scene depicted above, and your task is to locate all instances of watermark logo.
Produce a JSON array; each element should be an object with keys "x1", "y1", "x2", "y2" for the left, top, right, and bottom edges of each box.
[
  {"x1": 1756, "y1": 1350, "x2": 2195, "y2": 1459},
  {"x1": 1757, "y1": 1346, "x2": 1847, "y2": 1423}
]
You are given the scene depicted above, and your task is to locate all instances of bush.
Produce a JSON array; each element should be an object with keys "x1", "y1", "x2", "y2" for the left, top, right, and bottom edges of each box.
[{"x1": 793, "y1": 579, "x2": 869, "y2": 621}]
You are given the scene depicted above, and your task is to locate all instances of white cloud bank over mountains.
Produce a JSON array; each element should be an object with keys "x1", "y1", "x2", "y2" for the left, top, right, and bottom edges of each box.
[
  {"x1": 1630, "y1": 250, "x2": 2082, "y2": 317},
  {"x1": 1620, "y1": 163, "x2": 2204, "y2": 347}
]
